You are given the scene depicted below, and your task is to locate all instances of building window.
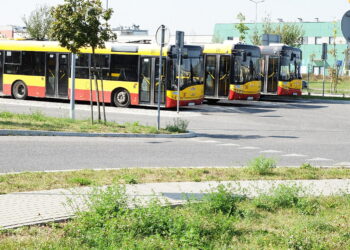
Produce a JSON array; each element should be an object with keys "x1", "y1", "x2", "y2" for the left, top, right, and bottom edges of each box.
[
  {"x1": 302, "y1": 37, "x2": 308, "y2": 45},
  {"x1": 315, "y1": 37, "x2": 322, "y2": 45}
]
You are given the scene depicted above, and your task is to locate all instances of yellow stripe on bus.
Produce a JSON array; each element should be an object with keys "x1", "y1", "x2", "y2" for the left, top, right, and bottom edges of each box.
[
  {"x1": 69, "y1": 79, "x2": 139, "y2": 94},
  {"x1": 3, "y1": 74, "x2": 45, "y2": 87}
]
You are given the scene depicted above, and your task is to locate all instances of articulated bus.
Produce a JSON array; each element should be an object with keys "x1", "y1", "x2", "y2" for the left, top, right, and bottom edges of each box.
[
  {"x1": 203, "y1": 43, "x2": 261, "y2": 102},
  {"x1": 0, "y1": 40, "x2": 204, "y2": 108},
  {"x1": 260, "y1": 45, "x2": 302, "y2": 96}
]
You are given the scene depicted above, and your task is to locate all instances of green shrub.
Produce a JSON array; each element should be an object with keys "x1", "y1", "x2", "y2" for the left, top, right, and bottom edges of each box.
[
  {"x1": 246, "y1": 156, "x2": 276, "y2": 175},
  {"x1": 297, "y1": 198, "x2": 320, "y2": 215},
  {"x1": 165, "y1": 118, "x2": 189, "y2": 133},
  {"x1": 200, "y1": 184, "x2": 244, "y2": 216},
  {"x1": 253, "y1": 184, "x2": 300, "y2": 211}
]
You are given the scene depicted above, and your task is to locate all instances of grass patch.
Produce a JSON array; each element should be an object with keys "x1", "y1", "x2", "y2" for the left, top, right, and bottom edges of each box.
[
  {"x1": 165, "y1": 118, "x2": 189, "y2": 133},
  {"x1": 0, "y1": 167, "x2": 350, "y2": 194},
  {"x1": 1, "y1": 185, "x2": 350, "y2": 249},
  {"x1": 0, "y1": 111, "x2": 173, "y2": 134}
]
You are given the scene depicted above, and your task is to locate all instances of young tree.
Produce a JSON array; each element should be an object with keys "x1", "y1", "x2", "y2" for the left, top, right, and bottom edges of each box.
[
  {"x1": 328, "y1": 21, "x2": 341, "y2": 93},
  {"x1": 22, "y1": 5, "x2": 53, "y2": 40},
  {"x1": 235, "y1": 13, "x2": 249, "y2": 43},
  {"x1": 51, "y1": 0, "x2": 116, "y2": 123},
  {"x1": 275, "y1": 23, "x2": 304, "y2": 48}
]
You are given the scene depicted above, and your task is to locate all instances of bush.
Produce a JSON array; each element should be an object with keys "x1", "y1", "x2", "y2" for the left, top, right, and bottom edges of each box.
[
  {"x1": 300, "y1": 163, "x2": 316, "y2": 170},
  {"x1": 165, "y1": 118, "x2": 189, "y2": 133},
  {"x1": 253, "y1": 184, "x2": 301, "y2": 211},
  {"x1": 246, "y1": 156, "x2": 276, "y2": 175}
]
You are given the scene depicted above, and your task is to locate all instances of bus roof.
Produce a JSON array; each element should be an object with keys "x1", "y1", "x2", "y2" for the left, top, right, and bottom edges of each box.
[
  {"x1": 203, "y1": 43, "x2": 260, "y2": 56},
  {"x1": 259, "y1": 44, "x2": 301, "y2": 56},
  {"x1": 0, "y1": 40, "x2": 202, "y2": 56}
]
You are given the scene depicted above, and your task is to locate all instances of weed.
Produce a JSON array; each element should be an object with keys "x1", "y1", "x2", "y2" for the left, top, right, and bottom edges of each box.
[
  {"x1": 165, "y1": 118, "x2": 189, "y2": 133},
  {"x1": 253, "y1": 184, "x2": 300, "y2": 211},
  {"x1": 123, "y1": 174, "x2": 138, "y2": 184},
  {"x1": 246, "y1": 156, "x2": 276, "y2": 175},
  {"x1": 68, "y1": 177, "x2": 92, "y2": 186},
  {"x1": 300, "y1": 163, "x2": 317, "y2": 170},
  {"x1": 297, "y1": 198, "x2": 320, "y2": 215}
]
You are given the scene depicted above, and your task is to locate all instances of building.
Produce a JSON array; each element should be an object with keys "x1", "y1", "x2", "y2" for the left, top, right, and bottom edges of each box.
[
  {"x1": 213, "y1": 20, "x2": 348, "y2": 75},
  {"x1": 0, "y1": 25, "x2": 28, "y2": 39}
]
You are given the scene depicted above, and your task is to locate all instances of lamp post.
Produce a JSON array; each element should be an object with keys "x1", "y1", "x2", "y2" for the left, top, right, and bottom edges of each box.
[{"x1": 249, "y1": 0, "x2": 265, "y2": 24}]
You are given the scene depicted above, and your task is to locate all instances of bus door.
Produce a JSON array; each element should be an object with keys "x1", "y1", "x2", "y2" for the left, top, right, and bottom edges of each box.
[
  {"x1": 204, "y1": 55, "x2": 217, "y2": 97},
  {"x1": 46, "y1": 53, "x2": 69, "y2": 98},
  {"x1": 218, "y1": 55, "x2": 230, "y2": 97},
  {"x1": 0, "y1": 51, "x2": 3, "y2": 92},
  {"x1": 262, "y1": 55, "x2": 278, "y2": 94},
  {"x1": 139, "y1": 57, "x2": 165, "y2": 105}
]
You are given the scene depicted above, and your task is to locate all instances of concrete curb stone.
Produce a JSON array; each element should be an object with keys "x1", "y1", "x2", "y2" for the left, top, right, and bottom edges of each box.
[{"x1": 0, "y1": 129, "x2": 196, "y2": 138}]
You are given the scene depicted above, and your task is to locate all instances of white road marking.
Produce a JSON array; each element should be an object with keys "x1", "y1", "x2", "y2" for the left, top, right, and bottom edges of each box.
[
  {"x1": 307, "y1": 158, "x2": 333, "y2": 161},
  {"x1": 334, "y1": 162, "x2": 350, "y2": 167},
  {"x1": 260, "y1": 150, "x2": 283, "y2": 153},
  {"x1": 218, "y1": 143, "x2": 240, "y2": 147},
  {"x1": 238, "y1": 146, "x2": 260, "y2": 150},
  {"x1": 199, "y1": 140, "x2": 219, "y2": 143},
  {"x1": 282, "y1": 153, "x2": 307, "y2": 157}
]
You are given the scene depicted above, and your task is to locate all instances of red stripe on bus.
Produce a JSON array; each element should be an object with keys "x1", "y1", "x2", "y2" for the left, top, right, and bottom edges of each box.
[
  {"x1": 229, "y1": 90, "x2": 260, "y2": 100},
  {"x1": 3, "y1": 84, "x2": 11, "y2": 95},
  {"x1": 2, "y1": 84, "x2": 45, "y2": 97},
  {"x1": 68, "y1": 89, "x2": 139, "y2": 105},
  {"x1": 166, "y1": 97, "x2": 203, "y2": 108},
  {"x1": 277, "y1": 86, "x2": 289, "y2": 95}
]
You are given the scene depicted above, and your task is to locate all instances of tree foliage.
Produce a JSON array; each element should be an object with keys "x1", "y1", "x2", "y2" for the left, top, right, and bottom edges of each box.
[
  {"x1": 22, "y1": 5, "x2": 53, "y2": 40},
  {"x1": 50, "y1": 0, "x2": 116, "y2": 54},
  {"x1": 328, "y1": 21, "x2": 341, "y2": 93},
  {"x1": 235, "y1": 13, "x2": 249, "y2": 43},
  {"x1": 253, "y1": 15, "x2": 304, "y2": 47}
]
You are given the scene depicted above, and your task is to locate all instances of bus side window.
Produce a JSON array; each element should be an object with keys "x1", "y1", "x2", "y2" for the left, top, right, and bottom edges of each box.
[
  {"x1": 4, "y1": 51, "x2": 21, "y2": 74},
  {"x1": 110, "y1": 55, "x2": 138, "y2": 82}
]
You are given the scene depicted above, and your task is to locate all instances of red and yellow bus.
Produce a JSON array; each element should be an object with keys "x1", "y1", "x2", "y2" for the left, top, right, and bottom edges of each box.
[
  {"x1": 0, "y1": 40, "x2": 204, "y2": 108},
  {"x1": 260, "y1": 45, "x2": 302, "y2": 96},
  {"x1": 203, "y1": 43, "x2": 261, "y2": 103}
]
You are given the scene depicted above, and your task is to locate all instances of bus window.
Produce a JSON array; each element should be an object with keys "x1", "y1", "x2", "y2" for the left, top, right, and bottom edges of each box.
[
  {"x1": 110, "y1": 55, "x2": 138, "y2": 82},
  {"x1": 280, "y1": 56, "x2": 290, "y2": 81},
  {"x1": 92, "y1": 54, "x2": 110, "y2": 80},
  {"x1": 4, "y1": 51, "x2": 21, "y2": 74},
  {"x1": 21, "y1": 52, "x2": 45, "y2": 76},
  {"x1": 75, "y1": 54, "x2": 90, "y2": 79}
]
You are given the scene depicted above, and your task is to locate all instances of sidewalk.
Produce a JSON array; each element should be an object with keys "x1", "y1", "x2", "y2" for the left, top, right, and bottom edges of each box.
[{"x1": 1, "y1": 179, "x2": 350, "y2": 230}]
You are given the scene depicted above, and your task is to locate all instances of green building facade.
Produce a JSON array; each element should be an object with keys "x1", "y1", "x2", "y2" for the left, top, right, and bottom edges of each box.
[{"x1": 213, "y1": 21, "x2": 348, "y2": 75}]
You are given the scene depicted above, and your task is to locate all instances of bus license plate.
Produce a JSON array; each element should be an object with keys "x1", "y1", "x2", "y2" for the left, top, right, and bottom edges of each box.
[
  {"x1": 188, "y1": 102, "x2": 195, "y2": 106},
  {"x1": 247, "y1": 97, "x2": 253, "y2": 100}
]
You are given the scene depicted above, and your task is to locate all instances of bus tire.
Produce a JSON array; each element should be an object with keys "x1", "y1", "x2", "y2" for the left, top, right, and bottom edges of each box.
[
  {"x1": 12, "y1": 81, "x2": 28, "y2": 100},
  {"x1": 112, "y1": 88, "x2": 131, "y2": 107}
]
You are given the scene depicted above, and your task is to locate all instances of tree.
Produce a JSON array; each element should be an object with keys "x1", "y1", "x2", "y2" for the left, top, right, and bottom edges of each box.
[
  {"x1": 51, "y1": 0, "x2": 116, "y2": 123},
  {"x1": 22, "y1": 5, "x2": 53, "y2": 40},
  {"x1": 275, "y1": 23, "x2": 304, "y2": 48},
  {"x1": 235, "y1": 13, "x2": 249, "y2": 43},
  {"x1": 250, "y1": 28, "x2": 261, "y2": 45},
  {"x1": 259, "y1": 15, "x2": 304, "y2": 48},
  {"x1": 328, "y1": 21, "x2": 341, "y2": 93}
]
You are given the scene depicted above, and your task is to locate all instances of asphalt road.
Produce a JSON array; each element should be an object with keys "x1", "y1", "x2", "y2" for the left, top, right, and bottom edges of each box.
[{"x1": 0, "y1": 96, "x2": 350, "y2": 173}]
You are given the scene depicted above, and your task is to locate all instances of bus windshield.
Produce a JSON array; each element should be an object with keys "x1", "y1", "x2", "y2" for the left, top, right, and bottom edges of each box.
[
  {"x1": 232, "y1": 54, "x2": 260, "y2": 84},
  {"x1": 280, "y1": 55, "x2": 290, "y2": 81},
  {"x1": 168, "y1": 57, "x2": 203, "y2": 90}
]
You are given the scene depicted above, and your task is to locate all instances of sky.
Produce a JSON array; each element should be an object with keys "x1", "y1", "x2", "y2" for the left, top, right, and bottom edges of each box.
[{"x1": 0, "y1": 0, "x2": 349, "y2": 35}]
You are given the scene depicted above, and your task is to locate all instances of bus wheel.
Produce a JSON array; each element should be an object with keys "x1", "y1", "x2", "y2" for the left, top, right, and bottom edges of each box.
[
  {"x1": 112, "y1": 89, "x2": 131, "y2": 107},
  {"x1": 12, "y1": 81, "x2": 28, "y2": 100}
]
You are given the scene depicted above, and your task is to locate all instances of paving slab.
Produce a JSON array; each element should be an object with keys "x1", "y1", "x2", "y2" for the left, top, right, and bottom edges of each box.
[{"x1": 1, "y1": 179, "x2": 350, "y2": 230}]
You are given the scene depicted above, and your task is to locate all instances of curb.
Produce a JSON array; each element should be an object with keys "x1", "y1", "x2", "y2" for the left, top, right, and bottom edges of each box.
[{"x1": 0, "y1": 129, "x2": 197, "y2": 138}]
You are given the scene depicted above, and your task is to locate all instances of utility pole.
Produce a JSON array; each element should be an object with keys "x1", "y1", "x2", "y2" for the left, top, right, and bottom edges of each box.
[{"x1": 249, "y1": 0, "x2": 265, "y2": 24}]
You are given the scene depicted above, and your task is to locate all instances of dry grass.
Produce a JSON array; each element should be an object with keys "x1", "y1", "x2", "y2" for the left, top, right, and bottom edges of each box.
[{"x1": 1, "y1": 167, "x2": 350, "y2": 194}]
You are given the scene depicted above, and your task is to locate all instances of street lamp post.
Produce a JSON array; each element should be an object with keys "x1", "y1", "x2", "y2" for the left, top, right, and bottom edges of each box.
[{"x1": 249, "y1": 0, "x2": 265, "y2": 24}]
